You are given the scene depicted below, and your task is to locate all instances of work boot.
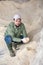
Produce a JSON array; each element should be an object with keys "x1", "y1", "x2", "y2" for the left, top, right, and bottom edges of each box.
[
  {"x1": 9, "y1": 50, "x2": 16, "y2": 57},
  {"x1": 7, "y1": 43, "x2": 16, "y2": 57},
  {"x1": 16, "y1": 45, "x2": 20, "y2": 50},
  {"x1": 12, "y1": 42, "x2": 19, "y2": 50}
]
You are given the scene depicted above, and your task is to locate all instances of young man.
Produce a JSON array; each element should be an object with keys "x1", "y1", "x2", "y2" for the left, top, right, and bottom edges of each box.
[{"x1": 4, "y1": 14, "x2": 29, "y2": 57}]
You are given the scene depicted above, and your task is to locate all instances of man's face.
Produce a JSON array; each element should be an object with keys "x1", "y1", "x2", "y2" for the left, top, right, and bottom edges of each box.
[{"x1": 14, "y1": 18, "x2": 21, "y2": 26}]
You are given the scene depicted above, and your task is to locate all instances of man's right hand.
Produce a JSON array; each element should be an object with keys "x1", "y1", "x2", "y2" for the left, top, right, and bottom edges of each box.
[{"x1": 21, "y1": 37, "x2": 29, "y2": 43}]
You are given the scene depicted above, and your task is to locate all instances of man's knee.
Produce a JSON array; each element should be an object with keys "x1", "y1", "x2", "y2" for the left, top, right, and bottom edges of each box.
[{"x1": 4, "y1": 35, "x2": 12, "y2": 44}]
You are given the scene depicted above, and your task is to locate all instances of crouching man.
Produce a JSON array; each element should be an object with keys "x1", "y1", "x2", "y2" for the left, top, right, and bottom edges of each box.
[{"x1": 4, "y1": 14, "x2": 29, "y2": 57}]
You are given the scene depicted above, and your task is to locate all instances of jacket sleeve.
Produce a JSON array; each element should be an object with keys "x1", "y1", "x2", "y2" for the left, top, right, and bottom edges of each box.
[
  {"x1": 22, "y1": 24, "x2": 28, "y2": 37},
  {"x1": 13, "y1": 37, "x2": 21, "y2": 42},
  {"x1": 5, "y1": 22, "x2": 22, "y2": 42}
]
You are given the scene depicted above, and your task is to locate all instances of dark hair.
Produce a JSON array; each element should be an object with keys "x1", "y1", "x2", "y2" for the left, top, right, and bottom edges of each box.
[{"x1": 13, "y1": 18, "x2": 15, "y2": 20}]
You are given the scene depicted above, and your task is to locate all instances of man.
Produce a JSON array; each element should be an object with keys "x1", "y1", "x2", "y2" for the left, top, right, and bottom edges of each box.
[{"x1": 4, "y1": 14, "x2": 29, "y2": 57}]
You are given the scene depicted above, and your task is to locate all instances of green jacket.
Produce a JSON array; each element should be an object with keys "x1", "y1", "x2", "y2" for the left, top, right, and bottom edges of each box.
[{"x1": 5, "y1": 22, "x2": 27, "y2": 42}]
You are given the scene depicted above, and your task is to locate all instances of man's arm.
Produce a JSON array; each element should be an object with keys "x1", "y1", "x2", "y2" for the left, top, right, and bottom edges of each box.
[{"x1": 13, "y1": 37, "x2": 21, "y2": 42}]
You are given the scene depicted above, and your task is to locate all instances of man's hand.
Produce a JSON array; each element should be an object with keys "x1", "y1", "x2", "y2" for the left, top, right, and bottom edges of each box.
[{"x1": 21, "y1": 37, "x2": 29, "y2": 43}]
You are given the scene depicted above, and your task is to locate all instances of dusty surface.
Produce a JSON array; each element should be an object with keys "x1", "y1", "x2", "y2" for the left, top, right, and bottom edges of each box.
[{"x1": 0, "y1": 0, "x2": 43, "y2": 65}]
